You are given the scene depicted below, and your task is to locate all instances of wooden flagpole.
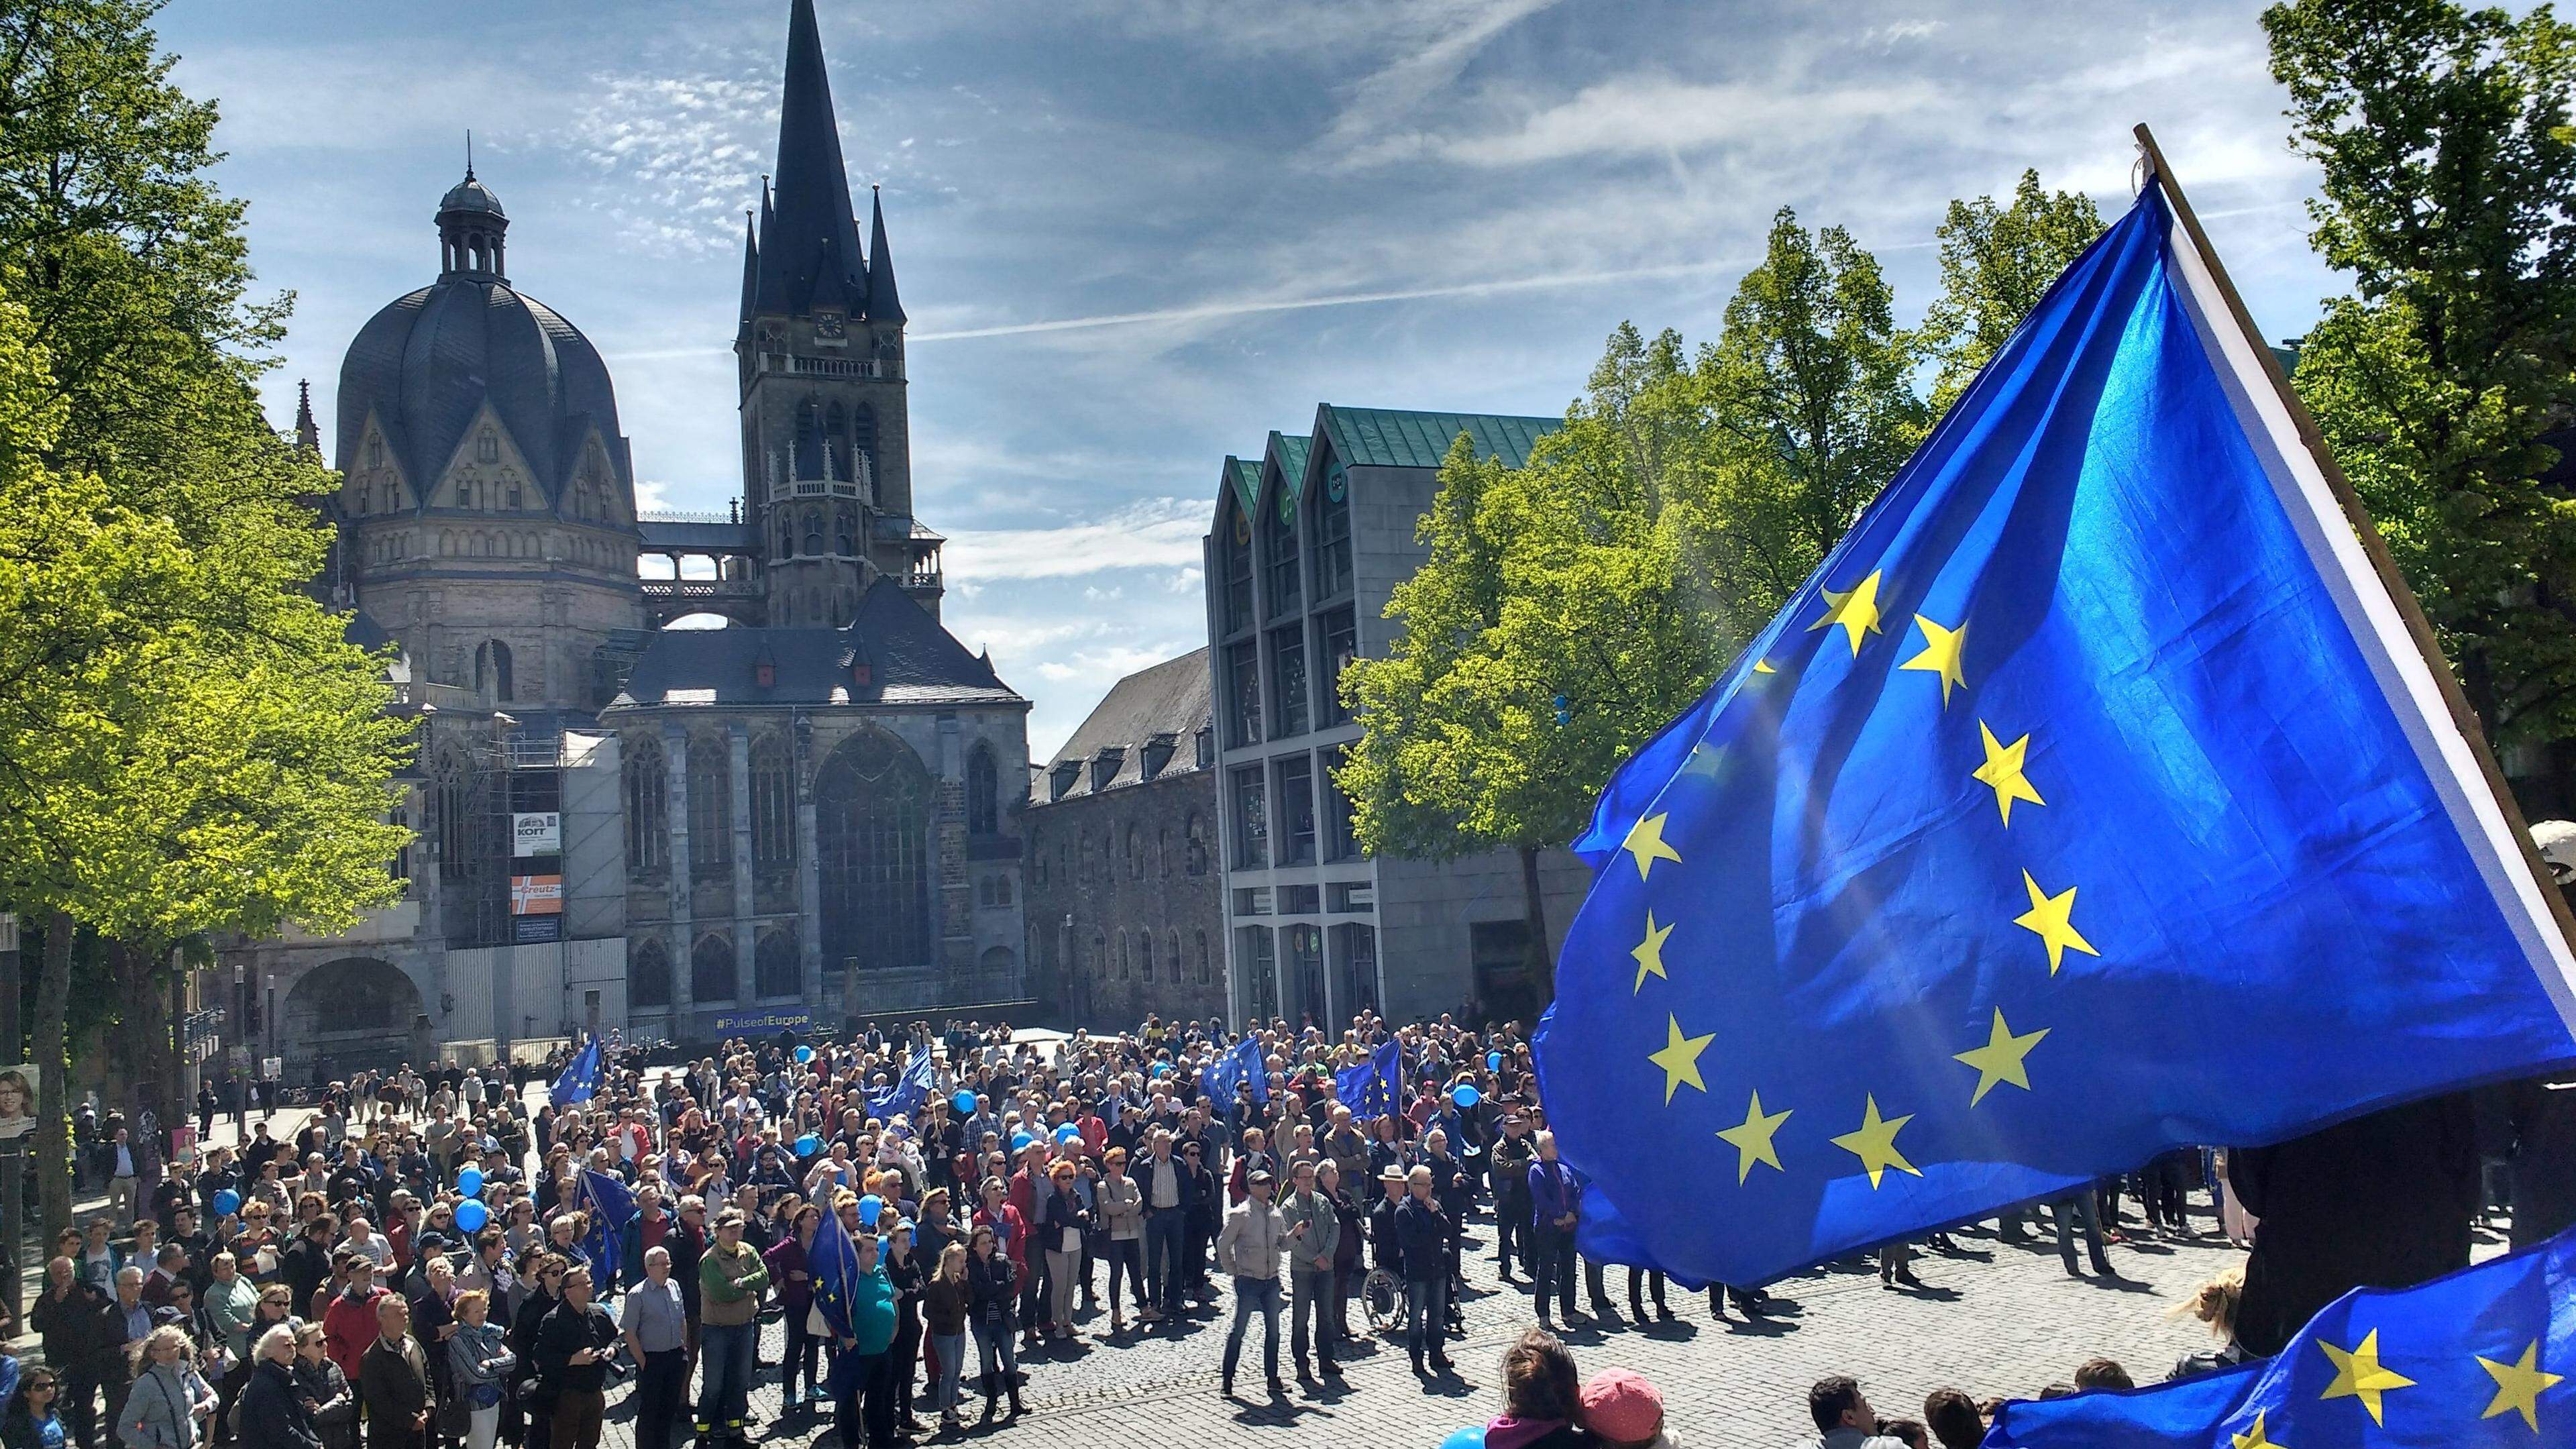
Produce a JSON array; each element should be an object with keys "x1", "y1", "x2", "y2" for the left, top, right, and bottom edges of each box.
[{"x1": 2134, "y1": 121, "x2": 2576, "y2": 963}]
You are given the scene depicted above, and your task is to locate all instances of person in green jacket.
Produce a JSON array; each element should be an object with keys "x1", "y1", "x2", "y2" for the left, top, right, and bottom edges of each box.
[
  {"x1": 694, "y1": 1211, "x2": 769, "y2": 1445},
  {"x1": 830, "y1": 1234, "x2": 898, "y2": 1449}
]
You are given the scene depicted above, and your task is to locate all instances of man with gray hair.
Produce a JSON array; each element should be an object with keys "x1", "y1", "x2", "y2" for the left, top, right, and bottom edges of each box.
[{"x1": 621, "y1": 1247, "x2": 687, "y2": 1449}]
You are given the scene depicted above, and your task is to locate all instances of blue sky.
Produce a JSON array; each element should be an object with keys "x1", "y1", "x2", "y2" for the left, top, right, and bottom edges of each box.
[{"x1": 163, "y1": 0, "x2": 2341, "y2": 757}]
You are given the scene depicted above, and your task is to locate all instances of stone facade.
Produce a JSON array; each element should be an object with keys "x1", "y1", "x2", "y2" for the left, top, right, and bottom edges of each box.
[{"x1": 1021, "y1": 649, "x2": 1225, "y2": 1027}]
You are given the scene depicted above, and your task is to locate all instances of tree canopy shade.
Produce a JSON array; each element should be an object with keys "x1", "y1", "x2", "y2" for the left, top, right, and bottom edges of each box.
[
  {"x1": 0, "y1": 0, "x2": 412, "y2": 1234},
  {"x1": 2265, "y1": 0, "x2": 2576, "y2": 746}
]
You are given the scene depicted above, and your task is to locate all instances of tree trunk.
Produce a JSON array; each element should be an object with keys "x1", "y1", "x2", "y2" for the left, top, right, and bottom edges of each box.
[
  {"x1": 35, "y1": 911, "x2": 72, "y2": 1238},
  {"x1": 1519, "y1": 845, "x2": 1554, "y2": 1010}
]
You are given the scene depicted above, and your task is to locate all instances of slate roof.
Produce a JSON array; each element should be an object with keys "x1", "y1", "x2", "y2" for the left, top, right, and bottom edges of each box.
[
  {"x1": 1036, "y1": 648, "x2": 1212, "y2": 803},
  {"x1": 1316, "y1": 405, "x2": 1561, "y2": 472},
  {"x1": 1222, "y1": 453, "x2": 1265, "y2": 515},
  {"x1": 1267, "y1": 431, "x2": 1313, "y2": 511},
  {"x1": 608, "y1": 578, "x2": 1022, "y2": 710}
]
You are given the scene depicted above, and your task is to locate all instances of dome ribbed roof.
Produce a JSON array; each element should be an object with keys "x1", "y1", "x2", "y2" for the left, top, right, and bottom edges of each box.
[
  {"x1": 334, "y1": 276, "x2": 633, "y2": 515},
  {"x1": 438, "y1": 174, "x2": 504, "y2": 218}
]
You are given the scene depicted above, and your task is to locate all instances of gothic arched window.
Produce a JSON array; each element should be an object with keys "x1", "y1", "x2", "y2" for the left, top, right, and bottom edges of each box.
[
  {"x1": 754, "y1": 930, "x2": 799, "y2": 998},
  {"x1": 1126, "y1": 824, "x2": 1142, "y2": 879},
  {"x1": 966, "y1": 745, "x2": 998, "y2": 837},
  {"x1": 629, "y1": 940, "x2": 672, "y2": 1008},
  {"x1": 815, "y1": 730, "x2": 933, "y2": 973},
  {"x1": 825, "y1": 402, "x2": 847, "y2": 481},
  {"x1": 1167, "y1": 930, "x2": 1183, "y2": 985},
  {"x1": 478, "y1": 429, "x2": 498, "y2": 464},
  {"x1": 1159, "y1": 826, "x2": 1173, "y2": 877},
  {"x1": 795, "y1": 399, "x2": 824, "y2": 480},
  {"x1": 851, "y1": 404, "x2": 877, "y2": 480},
  {"x1": 434, "y1": 749, "x2": 474, "y2": 881},
  {"x1": 804, "y1": 508, "x2": 823, "y2": 557},
  {"x1": 834, "y1": 504, "x2": 855, "y2": 557},
  {"x1": 750, "y1": 733, "x2": 795, "y2": 872},
  {"x1": 687, "y1": 734, "x2": 731, "y2": 877},
  {"x1": 1115, "y1": 930, "x2": 1128, "y2": 981},
  {"x1": 1195, "y1": 930, "x2": 1211, "y2": 985},
  {"x1": 692, "y1": 934, "x2": 736, "y2": 1002},
  {"x1": 625, "y1": 736, "x2": 668, "y2": 877},
  {"x1": 1185, "y1": 812, "x2": 1208, "y2": 877}
]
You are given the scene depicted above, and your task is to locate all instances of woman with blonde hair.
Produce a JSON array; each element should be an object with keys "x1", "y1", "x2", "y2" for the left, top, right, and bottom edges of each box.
[
  {"x1": 447, "y1": 1289, "x2": 514, "y2": 1449},
  {"x1": 2169, "y1": 1265, "x2": 2249, "y2": 1381},
  {"x1": 120, "y1": 1327, "x2": 216, "y2": 1449}
]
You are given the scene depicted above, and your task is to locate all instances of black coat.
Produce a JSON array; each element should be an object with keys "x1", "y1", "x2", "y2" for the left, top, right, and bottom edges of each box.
[
  {"x1": 290, "y1": 1357, "x2": 356, "y2": 1449},
  {"x1": 2229, "y1": 1091, "x2": 2481, "y2": 1358},
  {"x1": 356, "y1": 1339, "x2": 428, "y2": 1449},
  {"x1": 238, "y1": 1357, "x2": 320, "y2": 1449},
  {"x1": 31, "y1": 1280, "x2": 119, "y2": 1375},
  {"x1": 1391, "y1": 1195, "x2": 1449, "y2": 1282}
]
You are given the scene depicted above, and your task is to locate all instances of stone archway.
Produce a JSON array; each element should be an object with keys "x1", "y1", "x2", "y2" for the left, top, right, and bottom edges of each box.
[{"x1": 280, "y1": 957, "x2": 427, "y2": 1083}]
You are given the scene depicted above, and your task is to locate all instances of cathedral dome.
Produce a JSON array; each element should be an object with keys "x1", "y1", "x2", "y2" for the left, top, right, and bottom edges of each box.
[{"x1": 333, "y1": 170, "x2": 635, "y2": 515}]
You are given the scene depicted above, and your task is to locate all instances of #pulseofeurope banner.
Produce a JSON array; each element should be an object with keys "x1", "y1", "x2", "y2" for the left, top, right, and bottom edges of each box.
[{"x1": 1534, "y1": 176, "x2": 2576, "y2": 1288}]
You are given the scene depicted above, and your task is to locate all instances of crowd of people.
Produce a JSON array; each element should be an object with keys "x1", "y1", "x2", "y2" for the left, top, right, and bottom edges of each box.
[{"x1": 13, "y1": 1013, "x2": 2251, "y2": 1449}]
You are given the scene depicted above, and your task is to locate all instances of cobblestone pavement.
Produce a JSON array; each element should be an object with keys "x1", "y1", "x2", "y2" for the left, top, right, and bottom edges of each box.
[{"x1": 590, "y1": 1208, "x2": 2280, "y2": 1449}]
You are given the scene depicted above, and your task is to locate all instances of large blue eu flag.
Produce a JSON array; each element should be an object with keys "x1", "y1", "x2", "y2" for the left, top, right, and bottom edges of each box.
[
  {"x1": 1534, "y1": 172, "x2": 2576, "y2": 1288},
  {"x1": 1988, "y1": 1225, "x2": 2576, "y2": 1446},
  {"x1": 1336, "y1": 1040, "x2": 1404, "y2": 1123}
]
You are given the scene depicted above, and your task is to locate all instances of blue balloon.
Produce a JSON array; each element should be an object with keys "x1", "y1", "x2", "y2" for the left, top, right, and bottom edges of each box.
[
  {"x1": 952, "y1": 1090, "x2": 978, "y2": 1115},
  {"x1": 857, "y1": 1194, "x2": 883, "y2": 1225},
  {"x1": 210, "y1": 1189, "x2": 241, "y2": 1217},
  {"x1": 1054, "y1": 1124, "x2": 1080, "y2": 1144},
  {"x1": 456, "y1": 1168, "x2": 484, "y2": 1197},
  {"x1": 794, "y1": 1045, "x2": 814, "y2": 1064},
  {"x1": 1487, "y1": 1051, "x2": 1503, "y2": 1071},
  {"x1": 1452, "y1": 1085, "x2": 1481, "y2": 1108},
  {"x1": 796, "y1": 1134, "x2": 821, "y2": 1155},
  {"x1": 1011, "y1": 1131, "x2": 1034, "y2": 1152},
  {"x1": 1440, "y1": 1429, "x2": 1487, "y2": 1449},
  {"x1": 454, "y1": 1199, "x2": 490, "y2": 1233}
]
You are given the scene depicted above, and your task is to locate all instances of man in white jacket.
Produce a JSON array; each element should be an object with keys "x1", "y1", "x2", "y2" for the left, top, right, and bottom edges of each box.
[{"x1": 1214, "y1": 1169, "x2": 1286, "y2": 1400}]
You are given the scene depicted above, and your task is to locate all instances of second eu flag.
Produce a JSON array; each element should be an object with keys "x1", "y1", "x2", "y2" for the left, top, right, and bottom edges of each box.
[{"x1": 1534, "y1": 176, "x2": 2576, "y2": 1287}]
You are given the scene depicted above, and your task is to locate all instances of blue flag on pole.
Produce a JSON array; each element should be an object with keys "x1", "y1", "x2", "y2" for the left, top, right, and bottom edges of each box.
[
  {"x1": 1988, "y1": 1225, "x2": 2576, "y2": 1447},
  {"x1": 808, "y1": 1200, "x2": 864, "y2": 1342},
  {"x1": 1336, "y1": 1040, "x2": 1403, "y2": 1123},
  {"x1": 867, "y1": 1050, "x2": 937, "y2": 1123},
  {"x1": 1205, "y1": 1036, "x2": 1269, "y2": 1106},
  {"x1": 550, "y1": 1038, "x2": 601, "y2": 1108},
  {"x1": 1534, "y1": 176, "x2": 2576, "y2": 1288},
  {"x1": 572, "y1": 1168, "x2": 633, "y2": 1290}
]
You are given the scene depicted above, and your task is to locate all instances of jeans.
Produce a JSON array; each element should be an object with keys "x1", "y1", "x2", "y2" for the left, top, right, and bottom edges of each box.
[
  {"x1": 1403, "y1": 1277, "x2": 1447, "y2": 1357},
  {"x1": 633, "y1": 1348, "x2": 684, "y2": 1449},
  {"x1": 694, "y1": 1320, "x2": 757, "y2": 1429},
  {"x1": 466, "y1": 1405, "x2": 500, "y2": 1449},
  {"x1": 1045, "y1": 1248, "x2": 1081, "y2": 1330},
  {"x1": 1144, "y1": 1210, "x2": 1187, "y2": 1314},
  {"x1": 1532, "y1": 1223, "x2": 1576, "y2": 1320},
  {"x1": 1222, "y1": 1275, "x2": 1282, "y2": 1384},
  {"x1": 778, "y1": 1307, "x2": 818, "y2": 1401},
  {"x1": 970, "y1": 1316, "x2": 1018, "y2": 1397},
  {"x1": 1289, "y1": 1270, "x2": 1336, "y2": 1366},
  {"x1": 2055, "y1": 1191, "x2": 2112, "y2": 1273},
  {"x1": 1102, "y1": 1238, "x2": 1144, "y2": 1313},
  {"x1": 835, "y1": 1350, "x2": 894, "y2": 1449},
  {"x1": 930, "y1": 1333, "x2": 965, "y2": 1412}
]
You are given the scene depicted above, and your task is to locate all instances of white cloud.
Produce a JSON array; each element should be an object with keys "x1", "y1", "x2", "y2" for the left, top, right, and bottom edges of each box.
[
  {"x1": 1421, "y1": 75, "x2": 1948, "y2": 170},
  {"x1": 941, "y1": 497, "x2": 1210, "y2": 582}
]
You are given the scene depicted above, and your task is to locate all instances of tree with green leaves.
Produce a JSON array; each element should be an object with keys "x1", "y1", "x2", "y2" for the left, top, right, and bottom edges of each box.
[
  {"x1": 1916, "y1": 170, "x2": 2104, "y2": 412},
  {"x1": 0, "y1": 0, "x2": 412, "y2": 1234},
  {"x1": 2264, "y1": 0, "x2": 2576, "y2": 745}
]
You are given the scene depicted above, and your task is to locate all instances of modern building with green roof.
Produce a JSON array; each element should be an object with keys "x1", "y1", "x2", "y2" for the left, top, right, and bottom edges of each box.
[{"x1": 1198, "y1": 403, "x2": 1591, "y2": 1028}]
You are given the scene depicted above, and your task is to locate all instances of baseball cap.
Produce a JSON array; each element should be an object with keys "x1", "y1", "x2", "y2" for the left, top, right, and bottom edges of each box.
[
  {"x1": 1579, "y1": 1369, "x2": 1664, "y2": 1446},
  {"x1": 1247, "y1": 1169, "x2": 1275, "y2": 1187}
]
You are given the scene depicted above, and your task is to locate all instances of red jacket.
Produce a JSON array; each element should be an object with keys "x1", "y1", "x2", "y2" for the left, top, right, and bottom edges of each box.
[
  {"x1": 972, "y1": 1204, "x2": 1027, "y2": 1269},
  {"x1": 320, "y1": 1284, "x2": 384, "y2": 1382}
]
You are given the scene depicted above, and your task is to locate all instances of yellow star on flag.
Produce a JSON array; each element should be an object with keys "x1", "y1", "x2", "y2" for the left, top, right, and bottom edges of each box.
[
  {"x1": 1972, "y1": 720, "x2": 2045, "y2": 824},
  {"x1": 1952, "y1": 1009, "x2": 2050, "y2": 1106},
  {"x1": 1752, "y1": 658, "x2": 1777, "y2": 675},
  {"x1": 1806, "y1": 570, "x2": 1884, "y2": 657},
  {"x1": 2229, "y1": 1409, "x2": 2284, "y2": 1449},
  {"x1": 1827, "y1": 1094, "x2": 1920, "y2": 1188},
  {"x1": 2479, "y1": 1339, "x2": 2563, "y2": 1433},
  {"x1": 1900, "y1": 614, "x2": 1968, "y2": 706},
  {"x1": 1648, "y1": 1016, "x2": 1715, "y2": 1105},
  {"x1": 1715, "y1": 1089, "x2": 1793, "y2": 1184},
  {"x1": 1624, "y1": 812, "x2": 1683, "y2": 881},
  {"x1": 2318, "y1": 1328, "x2": 2416, "y2": 1426},
  {"x1": 1631, "y1": 912, "x2": 1674, "y2": 993},
  {"x1": 2015, "y1": 871, "x2": 2100, "y2": 975}
]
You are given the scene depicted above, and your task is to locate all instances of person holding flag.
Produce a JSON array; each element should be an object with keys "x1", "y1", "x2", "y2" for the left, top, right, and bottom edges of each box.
[{"x1": 547, "y1": 1042, "x2": 600, "y2": 1112}]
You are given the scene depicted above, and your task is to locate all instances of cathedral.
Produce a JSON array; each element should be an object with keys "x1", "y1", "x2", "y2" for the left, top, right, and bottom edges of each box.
[{"x1": 226, "y1": 0, "x2": 1030, "y2": 1078}]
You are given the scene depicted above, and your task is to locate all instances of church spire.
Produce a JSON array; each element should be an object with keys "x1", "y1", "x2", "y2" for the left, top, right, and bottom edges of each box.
[
  {"x1": 737, "y1": 209, "x2": 759, "y2": 329},
  {"x1": 751, "y1": 0, "x2": 867, "y2": 319},
  {"x1": 294, "y1": 378, "x2": 319, "y2": 456},
  {"x1": 866, "y1": 184, "x2": 905, "y2": 324}
]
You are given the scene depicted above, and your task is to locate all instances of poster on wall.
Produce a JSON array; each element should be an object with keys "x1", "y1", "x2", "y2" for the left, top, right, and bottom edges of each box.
[
  {"x1": 513, "y1": 812, "x2": 561, "y2": 857},
  {"x1": 510, "y1": 875, "x2": 564, "y2": 915},
  {"x1": 0, "y1": 1063, "x2": 34, "y2": 1138}
]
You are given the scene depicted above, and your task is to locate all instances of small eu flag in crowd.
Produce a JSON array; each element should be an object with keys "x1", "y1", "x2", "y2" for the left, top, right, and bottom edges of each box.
[
  {"x1": 867, "y1": 1049, "x2": 938, "y2": 1122},
  {"x1": 550, "y1": 1037, "x2": 601, "y2": 1108},
  {"x1": 1988, "y1": 1225, "x2": 2576, "y2": 1447},
  {"x1": 1205, "y1": 1035, "x2": 1269, "y2": 1106},
  {"x1": 573, "y1": 1168, "x2": 633, "y2": 1289},
  {"x1": 1336, "y1": 1040, "x2": 1404, "y2": 1122},
  {"x1": 808, "y1": 1200, "x2": 863, "y2": 1342},
  {"x1": 1535, "y1": 172, "x2": 2576, "y2": 1287}
]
